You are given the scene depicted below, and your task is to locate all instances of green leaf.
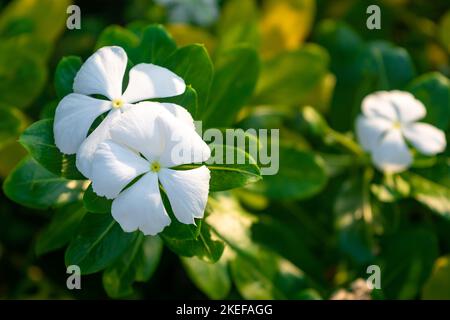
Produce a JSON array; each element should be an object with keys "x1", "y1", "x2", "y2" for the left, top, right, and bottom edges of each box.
[
  {"x1": 422, "y1": 255, "x2": 450, "y2": 300},
  {"x1": 402, "y1": 172, "x2": 450, "y2": 219},
  {"x1": 408, "y1": 72, "x2": 450, "y2": 131},
  {"x1": 163, "y1": 44, "x2": 213, "y2": 115},
  {"x1": 230, "y1": 248, "x2": 311, "y2": 299},
  {"x1": 334, "y1": 175, "x2": 375, "y2": 264},
  {"x1": 54, "y1": 56, "x2": 82, "y2": 99},
  {"x1": 207, "y1": 195, "x2": 319, "y2": 299},
  {"x1": 365, "y1": 41, "x2": 416, "y2": 90},
  {"x1": 181, "y1": 256, "x2": 231, "y2": 300},
  {"x1": 162, "y1": 221, "x2": 224, "y2": 263},
  {"x1": 136, "y1": 24, "x2": 177, "y2": 64},
  {"x1": 95, "y1": 25, "x2": 140, "y2": 55},
  {"x1": 203, "y1": 46, "x2": 259, "y2": 128},
  {"x1": 208, "y1": 145, "x2": 261, "y2": 191},
  {"x1": 379, "y1": 228, "x2": 438, "y2": 299},
  {"x1": 35, "y1": 202, "x2": 87, "y2": 256},
  {"x1": 215, "y1": 0, "x2": 259, "y2": 55},
  {"x1": 65, "y1": 214, "x2": 138, "y2": 275},
  {"x1": 0, "y1": 105, "x2": 27, "y2": 149},
  {"x1": 0, "y1": 43, "x2": 46, "y2": 109},
  {"x1": 3, "y1": 157, "x2": 83, "y2": 210},
  {"x1": 0, "y1": 0, "x2": 70, "y2": 42},
  {"x1": 252, "y1": 44, "x2": 329, "y2": 105},
  {"x1": 248, "y1": 145, "x2": 327, "y2": 200},
  {"x1": 102, "y1": 235, "x2": 163, "y2": 298},
  {"x1": 83, "y1": 183, "x2": 112, "y2": 214},
  {"x1": 19, "y1": 119, "x2": 85, "y2": 180}
]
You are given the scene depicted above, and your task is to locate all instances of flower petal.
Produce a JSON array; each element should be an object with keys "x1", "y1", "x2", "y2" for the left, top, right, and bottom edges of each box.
[
  {"x1": 112, "y1": 172, "x2": 171, "y2": 235},
  {"x1": 54, "y1": 93, "x2": 111, "y2": 154},
  {"x1": 402, "y1": 122, "x2": 446, "y2": 155},
  {"x1": 362, "y1": 91, "x2": 398, "y2": 120},
  {"x1": 134, "y1": 101, "x2": 196, "y2": 130},
  {"x1": 155, "y1": 112, "x2": 211, "y2": 167},
  {"x1": 159, "y1": 166, "x2": 210, "y2": 224},
  {"x1": 356, "y1": 115, "x2": 392, "y2": 152},
  {"x1": 91, "y1": 140, "x2": 149, "y2": 199},
  {"x1": 121, "y1": 63, "x2": 185, "y2": 103},
  {"x1": 76, "y1": 109, "x2": 121, "y2": 178},
  {"x1": 73, "y1": 46, "x2": 127, "y2": 100},
  {"x1": 372, "y1": 129, "x2": 412, "y2": 173},
  {"x1": 110, "y1": 104, "x2": 209, "y2": 165},
  {"x1": 387, "y1": 90, "x2": 426, "y2": 123}
]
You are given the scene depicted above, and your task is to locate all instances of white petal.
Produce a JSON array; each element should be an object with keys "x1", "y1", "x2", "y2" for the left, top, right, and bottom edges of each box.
[
  {"x1": 54, "y1": 93, "x2": 111, "y2": 154},
  {"x1": 362, "y1": 91, "x2": 398, "y2": 120},
  {"x1": 91, "y1": 140, "x2": 149, "y2": 199},
  {"x1": 372, "y1": 129, "x2": 412, "y2": 173},
  {"x1": 155, "y1": 112, "x2": 211, "y2": 167},
  {"x1": 112, "y1": 172, "x2": 171, "y2": 235},
  {"x1": 387, "y1": 90, "x2": 426, "y2": 123},
  {"x1": 121, "y1": 63, "x2": 186, "y2": 103},
  {"x1": 135, "y1": 101, "x2": 196, "y2": 130},
  {"x1": 159, "y1": 166, "x2": 210, "y2": 224},
  {"x1": 402, "y1": 123, "x2": 446, "y2": 155},
  {"x1": 73, "y1": 46, "x2": 127, "y2": 100},
  {"x1": 110, "y1": 104, "x2": 209, "y2": 166},
  {"x1": 356, "y1": 115, "x2": 392, "y2": 152},
  {"x1": 76, "y1": 109, "x2": 121, "y2": 178},
  {"x1": 109, "y1": 104, "x2": 165, "y2": 162}
]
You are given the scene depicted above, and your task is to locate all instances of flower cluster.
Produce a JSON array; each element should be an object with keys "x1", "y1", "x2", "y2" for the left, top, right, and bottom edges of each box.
[
  {"x1": 356, "y1": 90, "x2": 446, "y2": 173},
  {"x1": 54, "y1": 46, "x2": 211, "y2": 235}
]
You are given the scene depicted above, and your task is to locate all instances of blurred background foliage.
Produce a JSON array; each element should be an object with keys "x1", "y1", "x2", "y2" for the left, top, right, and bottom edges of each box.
[{"x1": 0, "y1": 0, "x2": 449, "y2": 299}]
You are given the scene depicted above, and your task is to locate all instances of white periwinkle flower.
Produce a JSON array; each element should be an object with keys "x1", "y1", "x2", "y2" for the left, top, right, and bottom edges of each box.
[
  {"x1": 356, "y1": 90, "x2": 446, "y2": 173},
  {"x1": 53, "y1": 46, "x2": 186, "y2": 178},
  {"x1": 90, "y1": 104, "x2": 211, "y2": 235}
]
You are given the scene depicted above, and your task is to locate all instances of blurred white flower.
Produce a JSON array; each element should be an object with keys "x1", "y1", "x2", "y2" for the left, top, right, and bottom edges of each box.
[
  {"x1": 356, "y1": 90, "x2": 446, "y2": 173},
  {"x1": 90, "y1": 104, "x2": 211, "y2": 235},
  {"x1": 53, "y1": 46, "x2": 186, "y2": 178},
  {"x1": 155, "y1": 0, "x2": 219, "y2": 26}
]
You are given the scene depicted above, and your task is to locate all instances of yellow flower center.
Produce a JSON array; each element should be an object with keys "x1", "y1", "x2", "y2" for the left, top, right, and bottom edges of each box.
[
  {"x1": 150, "y1": 161, "x2": 161, "y2": 173},
  {"x1": 392, "y1": 121, "x2": 401, "y2": 129},
  {"x1": 112, "y1": 99, "x2": 124, "y2": 109}
]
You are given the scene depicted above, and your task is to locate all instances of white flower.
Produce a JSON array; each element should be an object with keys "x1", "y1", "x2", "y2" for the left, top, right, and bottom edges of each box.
[
  {"x1": 356, "y1": 90, "x2": 446, "y2": 173},
  {"x1": 90, "y1": 104, "x2": 211, "y2": 235},
  {"x1": 53, "y1": 46, "x2": 186, "y2": 178}
]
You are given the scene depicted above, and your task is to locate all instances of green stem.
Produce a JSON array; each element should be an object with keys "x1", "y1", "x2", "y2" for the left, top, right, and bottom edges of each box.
[{"x1": 326, "y1": 128, "x2": 365, "y2": 158}]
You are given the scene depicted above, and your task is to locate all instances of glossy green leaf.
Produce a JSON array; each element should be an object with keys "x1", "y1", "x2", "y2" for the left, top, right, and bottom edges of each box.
[
  {"x1": 248, "y1": 145, "x2": 327, "y2": 200},
  {"x1": 162, "y1": 221, "x2": 224, "y2": 263},
  {"x1": 153, "y1": 85, "x2": 198, "y2": 118},
  {"x1": 379, "y1": 228, "x2": 438, "y2": 299},
  {"x1": 182, "y1": 256, "x2": 231, "y2": 300},
  {"x1": 95, "y1": 25, "x2": 140, "y2": 55},
  {"x1": 65, "y1": 214, "x2": 138, "y2": 275},
  {"x1": 35, "y1": 202, "x2": 87, "y2": 256},
  {"x1": 403, "y1": 172, "x2": 450, "y2": 219},
  {"x1": 102, "y1": 235, "x2": 163, "y2": 298},
  {"x1": 252, "y1": 44, "x2": 329, "y2": 105},
  {"x1": 136, "y1": 24, "x2": 177, "y2": 64},
  {"x1": 408, "y1": 72, "x2": 450, "y2": 131},
  {"x1": 54, "y1": 56, "x2": 82, "y2": 99},
  {"x1": 3, "y1": 157, "x2": 83, "y2": 210},
  {"x1": 334, "y1": 175, "x2": 375, "y2": 264},
  {"x1": 163, "y1": 44, "x2": 213, "y2": 115},
  {"x1": 83, "y1": 183, "x2": 112, "y2": 214},
  {"x1": 19, "y1": 119, "x2": 85, "y2": 180},
  {"x1": 203, "y1": 46, "x2": 259, "y2": 128}
]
